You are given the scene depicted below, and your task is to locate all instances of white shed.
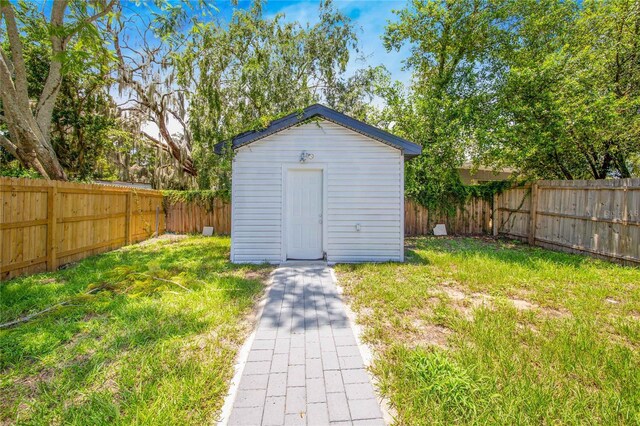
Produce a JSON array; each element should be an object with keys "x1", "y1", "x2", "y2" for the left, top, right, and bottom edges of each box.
[{"x1": 215, "y1": 104, "x2": 422, "y2": 264}]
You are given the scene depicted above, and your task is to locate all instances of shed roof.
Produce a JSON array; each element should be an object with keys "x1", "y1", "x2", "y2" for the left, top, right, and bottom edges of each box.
[{"x1": 213, "y1": 104, "x2": 422, "y2": 158}]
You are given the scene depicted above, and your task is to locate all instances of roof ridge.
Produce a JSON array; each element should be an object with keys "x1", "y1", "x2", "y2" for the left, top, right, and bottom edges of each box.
[{"x1": 214, "y1": 104, "x2": 422, "y2": 158}]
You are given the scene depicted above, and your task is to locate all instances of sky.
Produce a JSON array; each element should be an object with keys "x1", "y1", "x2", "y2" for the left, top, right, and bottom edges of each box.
[{"x1": 33, "y1": 0, "x2": 413, "y2": 85}]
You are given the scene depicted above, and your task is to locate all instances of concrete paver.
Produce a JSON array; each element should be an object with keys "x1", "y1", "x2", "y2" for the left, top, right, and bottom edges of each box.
[{"x1": 224, "y1": 265, "x2": 385, "y2": 425}]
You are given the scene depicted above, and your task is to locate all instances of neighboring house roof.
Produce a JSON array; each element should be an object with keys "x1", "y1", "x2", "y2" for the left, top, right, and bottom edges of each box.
[
  {"x1": 456, "y1": 163, "x2": 514, "y2": 185},
  {"x1": 213, "y1": 104, "x2": 422, "y2": 158},
  {"x1": 459, "y1": 162, "x2": 515, "y2": 173}
]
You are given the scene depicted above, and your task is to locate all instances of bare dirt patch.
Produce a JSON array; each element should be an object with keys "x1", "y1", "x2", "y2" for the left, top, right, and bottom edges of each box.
[
  {"x1": 511, "y1": 298, "x2": 537, "y2": 310},
  {"x1": 39, "y1": 277, "x2": 63, "y2": 285},
  {"x1": 541, "y1": 306, "x2": 571, "y2": 318},
  {"x1": 469, "y1": 292, "x2": 493, "y2": 308},
  {"x1": 441, "y1": 287, "x2": 466, "y2": 301},
  {"x1": 409, "y1": 321, "x2": 453, "y2": 349},
  {"x1": 244, "y1": 268, "x2": 273, "y2": 283},
  {"x1": 436, "y1": 287, "x2": 569, "y2": 321}
]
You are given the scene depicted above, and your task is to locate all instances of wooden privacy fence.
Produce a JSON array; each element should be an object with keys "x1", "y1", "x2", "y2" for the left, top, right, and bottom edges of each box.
[
  {"x1": 1, "y1": 177, "x2": 165, "y2": 280},
  {"x1": 3, "y1": 176, "x2": 638, "y2": 280},
  {"x1": 165, "y1": 197, "x2": 493, "y2": 237},
  {"x1": 164, "y1": 199, "x2": 231, "y2": 234},
  {"x1": 164, "y1": 197, "x2": 491, "y2": 236},
  {"x1": 405, "y1": 198, "x2": 492, "y2": 235},
  {"x1": 494, "y1": 178, "x2": 640, "y2": 265}
]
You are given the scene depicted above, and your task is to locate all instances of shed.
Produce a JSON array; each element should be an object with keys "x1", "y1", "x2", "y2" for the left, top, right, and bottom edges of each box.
[{"x1": 215, "y1": 104, "x2": 422, "y2": 264}]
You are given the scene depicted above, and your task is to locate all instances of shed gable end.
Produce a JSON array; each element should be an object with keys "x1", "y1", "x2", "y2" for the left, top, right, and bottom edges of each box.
[{"x1": 231, "y1": 120, "x2": 404, "y2": 263}]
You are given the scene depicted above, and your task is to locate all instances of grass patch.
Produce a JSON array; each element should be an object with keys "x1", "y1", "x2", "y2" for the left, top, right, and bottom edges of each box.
[
  {"x1": 336, "y1": 237, "x2": 640, "y2": 425},
  {"x1": 1, "y1": 235, "x2": 270, "y2": 425}
]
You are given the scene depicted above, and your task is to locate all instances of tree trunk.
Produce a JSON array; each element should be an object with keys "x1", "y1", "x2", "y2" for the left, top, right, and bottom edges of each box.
[{"x1": 0, "y1": 0, "x2": 114, "y2": 180}]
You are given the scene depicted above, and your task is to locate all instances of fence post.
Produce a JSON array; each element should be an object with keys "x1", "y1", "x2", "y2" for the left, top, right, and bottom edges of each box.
[
  {"x1": 46, "y1": 184, "x2": 58, "y2": 272},
  {"x1": 528, "y1": 183, "x2": 538, "y2": 245},
  {"x1": 125, "y1": 192, "x2": 132, "y2": 245},
  {"x1": 492, "y1": 193, "x2": 499, "y2": 236},
  {"x1": 155, "y1": 206, "x2": 160, "y2": 236}
]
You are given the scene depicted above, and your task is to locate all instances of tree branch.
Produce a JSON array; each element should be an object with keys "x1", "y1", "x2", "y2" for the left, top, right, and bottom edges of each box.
[
  {"x1": 0, "y1": 3, "x2": 30, "y2": 110},
  {"x1": 36, "y1": 0, "x2": 115, "y2": 142},
  {"x1": 141, "y1": 130, "x2": 170, "y2": 154},
  {"x1": 80, "y1": 0, "x2": 116, "y2": 26},
  {"x1": 0, "y1": 132, "x2": 18, "y2": 158},
  {"x1": 34, "y1": 0, "x2": 68, "y2": 142},
  {"x1": 0, "y1": 44, "x2": 14, "y2": 75}
]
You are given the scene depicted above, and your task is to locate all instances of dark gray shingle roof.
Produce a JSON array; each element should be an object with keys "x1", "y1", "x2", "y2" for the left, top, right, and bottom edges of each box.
[{"x1": 213, "y1": 104, "x2": 422, "y2": 158}]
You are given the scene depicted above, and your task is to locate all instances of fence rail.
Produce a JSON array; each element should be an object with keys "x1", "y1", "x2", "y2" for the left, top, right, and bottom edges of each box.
[
  {"x1": 164, "y1": 199, "x2": 231, "y2": 234},
  {"x1": 1, "y1": 177, "x2": 165, "y2": 280},
  {"x1": 495, "y1": 178, "x2": 640, "y2": 265},
  {"x1": 3, "y1": 177, "x2": 638, "y2": 280},
  {"x1": 405, "y1": 198, "x2": 492, "y2": 235}
]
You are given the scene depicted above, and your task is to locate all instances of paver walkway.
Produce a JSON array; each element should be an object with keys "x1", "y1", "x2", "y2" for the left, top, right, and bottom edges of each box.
[{"x1": 225, "y1": 264, "x2": 385, "y2": 426}]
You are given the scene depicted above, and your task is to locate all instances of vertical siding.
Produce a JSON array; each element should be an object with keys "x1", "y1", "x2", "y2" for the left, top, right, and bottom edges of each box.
[{"x1": 231, "y1": 120, "x2": 403, "y2": 263}]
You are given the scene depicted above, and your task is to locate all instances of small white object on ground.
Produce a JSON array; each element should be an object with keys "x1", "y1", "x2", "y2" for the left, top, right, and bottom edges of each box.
[
  {"x1": 202, "y1": 226, "x2": 214, "y2": 236},
  {"x1": 433, "y1": 224, "x2": 447, "y2": 236}
]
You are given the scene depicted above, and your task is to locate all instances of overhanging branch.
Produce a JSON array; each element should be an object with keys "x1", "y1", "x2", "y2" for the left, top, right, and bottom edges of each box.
[{"x1": 0, "y1": 132, "x2": 18, "y2": 157}]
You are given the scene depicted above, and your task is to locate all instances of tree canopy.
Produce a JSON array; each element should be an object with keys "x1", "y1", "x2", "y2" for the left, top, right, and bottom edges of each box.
[
  {"x1": 0, "y1": 0, "x2": 637, "y2": 201},
  {"x1": 377, "y1": 0, "x2": 639, "y2": 207}
]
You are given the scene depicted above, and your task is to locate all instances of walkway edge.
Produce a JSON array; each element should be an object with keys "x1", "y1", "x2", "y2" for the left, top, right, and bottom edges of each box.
[
  {"x1": 217, "y1": 268, "x2": 279, "y2": 426},
  {"x1": 330, "y1": 268, "x2": 396, "y2": 425}
]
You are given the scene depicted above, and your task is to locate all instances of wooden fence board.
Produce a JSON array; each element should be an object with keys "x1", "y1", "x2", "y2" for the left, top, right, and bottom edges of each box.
[
  {"x1": 164, "y1": 199, "x2": 231, "y2": 235},
  {"x1": 404, "y1": 198, "x2": 492, "y2": 236},
  {"x1": 496, "y1": 178, "x2": 640, "y2": 265},
  {"x1": 3, "y1": 176, "x2": 638, "y2": 280},
  {"x1": 1, "y1": 177, "x2": 166, "y2": 280}
]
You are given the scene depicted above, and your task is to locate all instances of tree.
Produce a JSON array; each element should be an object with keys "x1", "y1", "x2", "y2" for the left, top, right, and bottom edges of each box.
[
  {"x1": 383, "y1": 0, "x2": 508, "y2": 207},
  {"x1": 557, "y1": 0, "x2": 639, "y2": 178},
  {"x1": 0, "y1": 0, "x2": 115, "y2": 180},
  {"x1": 51, "y1": 72, "x2": 119, "y2": 180},
  {"x1": 179, "y1": 0, "x2": 366, "y2": 191},
  {"x1": 477, "y1": 0, "x2": 640, "y2": 179},
  {"x1": 385, "y1": 0, "x2": 639, "y2": 202},
  {"x1": 102, "y1": 116, "x2": 157, "y2": 184},
  {"x1": 109, "y1": 4, "x2": 199, "y2": 188}
]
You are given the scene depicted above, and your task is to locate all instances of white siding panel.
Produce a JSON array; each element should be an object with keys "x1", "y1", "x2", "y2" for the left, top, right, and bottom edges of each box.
[{"x1": 231, "y1": 120, "x2": 403, "y2": 263}]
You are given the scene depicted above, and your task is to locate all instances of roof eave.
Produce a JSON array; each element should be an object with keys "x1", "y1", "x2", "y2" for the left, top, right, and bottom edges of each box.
[{"x1": 213, "y1": 104, "x2": 423, "y2": 158}]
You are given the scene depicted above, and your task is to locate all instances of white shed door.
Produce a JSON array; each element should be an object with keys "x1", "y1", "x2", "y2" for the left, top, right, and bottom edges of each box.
[{"x1": 286, "y1": 169, "x2": 323, "y2": 260}]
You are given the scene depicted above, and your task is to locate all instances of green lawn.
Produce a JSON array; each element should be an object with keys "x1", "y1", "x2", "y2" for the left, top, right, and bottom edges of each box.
[
  {"x1": 1, "y1": 235, "x2": 270, "y2": 425},
  {"x1": 335, "y1": 237, "x2": 640, "y2": 425}
]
